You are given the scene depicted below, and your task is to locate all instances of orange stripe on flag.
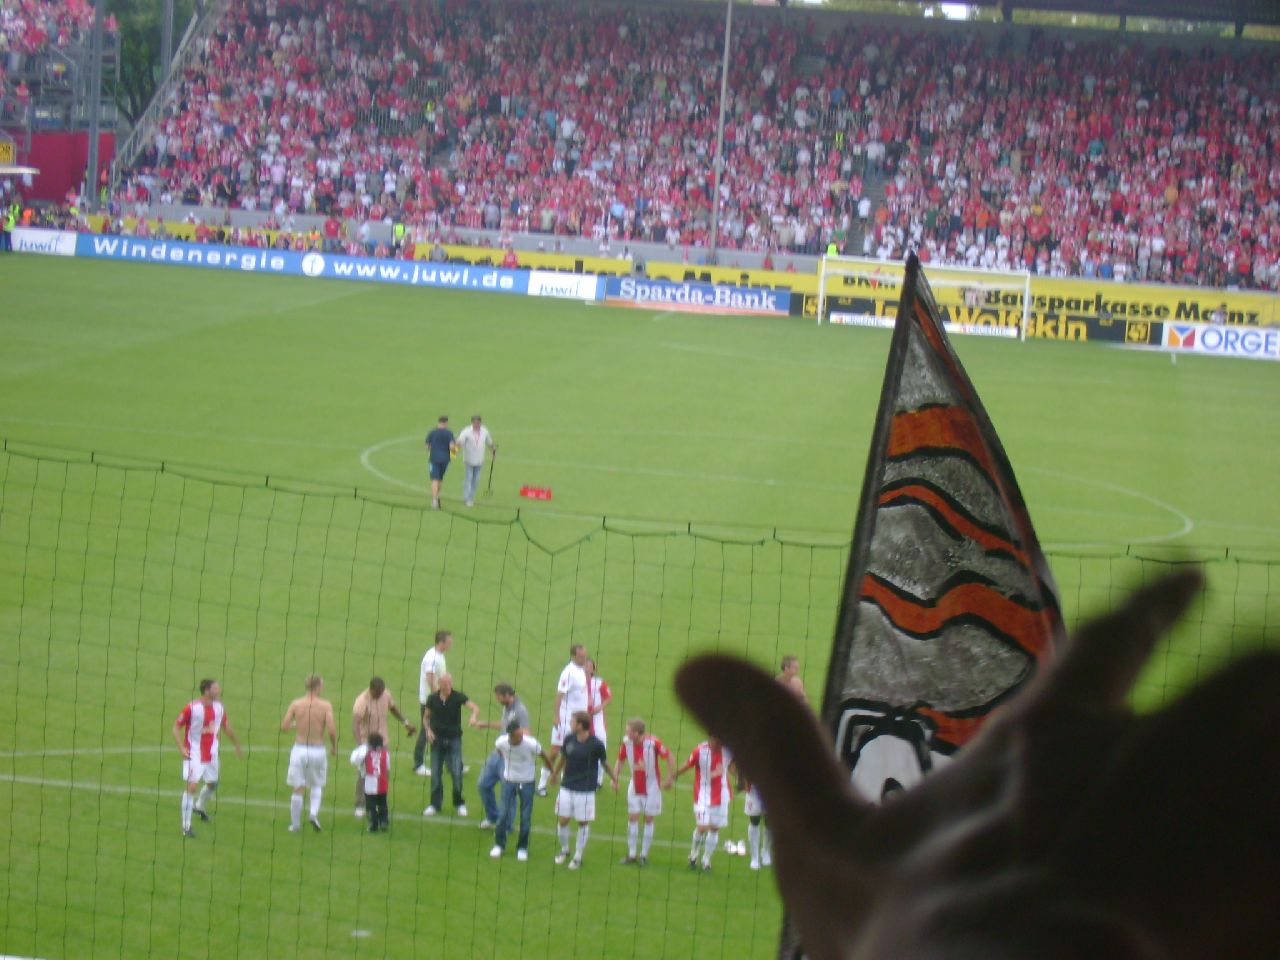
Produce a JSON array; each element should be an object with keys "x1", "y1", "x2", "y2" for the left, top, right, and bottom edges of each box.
[
  {"x1": 878, "y1": 484, "x2": 1031, "y2": 568},
  {"x1": 862, "y1": 576, "x2": 1053, "y2": 659},
  {"x1": 886, "y1": 406, "x2": 1001, "y2": 480}
]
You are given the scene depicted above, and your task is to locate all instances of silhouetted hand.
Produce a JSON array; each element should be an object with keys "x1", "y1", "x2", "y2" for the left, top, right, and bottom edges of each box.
[{"x1": 677, "y1": 571, "x2": 1280, "y2": 960}]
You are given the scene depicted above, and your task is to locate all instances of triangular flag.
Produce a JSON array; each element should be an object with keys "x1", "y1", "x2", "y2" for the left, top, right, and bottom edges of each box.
[{"x1": 822, "y1": 254, "x2": 1065, "y2": 803}]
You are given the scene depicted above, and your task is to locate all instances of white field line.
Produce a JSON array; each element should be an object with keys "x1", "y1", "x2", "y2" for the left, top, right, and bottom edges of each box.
[
  {"x1": 1, "y1": 420, "x2": 1200, "y2": 547},
  {"x1": 358, "y1": 434, "x2": 844, "y2": 493},
  {"x1": 0, "y1": 769, "x2": 708, "y2": 851},
  {"x1": 1025, "y1": 466, "x2": 1194, "y2": 547}
]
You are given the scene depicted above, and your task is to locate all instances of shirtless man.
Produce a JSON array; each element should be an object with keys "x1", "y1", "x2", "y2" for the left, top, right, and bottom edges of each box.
[
  {"x1": 281, "y1": 675, "x2": 337, "y2": 833},
  {"x1": 776, "y1": 656, "x2": 807, "y2": 703}
]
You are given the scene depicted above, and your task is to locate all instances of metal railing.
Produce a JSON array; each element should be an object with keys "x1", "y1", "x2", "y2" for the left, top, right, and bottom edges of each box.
[{"x1": 110, "y1": 0, "x2": 229, "y2": 184}]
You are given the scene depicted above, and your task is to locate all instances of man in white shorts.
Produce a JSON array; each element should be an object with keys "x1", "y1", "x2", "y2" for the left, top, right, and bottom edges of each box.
[
  {"x1": 414, "y1": 630, "x2": 453, "y2": 775},
  {"x1": 549, "y1": 711, "x2": 615, "y2": 869},
  {"x1": 537, "y1": 643, "x2": 589, "y2": 796},
  {"x1": 743, "y1": 780, "x2": 771, "y2": 870},
  {"x1": 612, "y1": 717, "x2": 671, "y2": 866},
  {"x1": 281, "y1": 675, "x2": 337, "y2": 832},
  {"x1": 669, "y1": 735, "x2": 734, "y2": 872},
  {"x1": 173, "y1": 678, "x2": 243, "y2": 838}
]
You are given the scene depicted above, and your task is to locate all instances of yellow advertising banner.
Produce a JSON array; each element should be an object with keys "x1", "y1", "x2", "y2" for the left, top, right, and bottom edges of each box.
[{"x1": 806, "y1": 265, "x2": 1279, "y2": 332}]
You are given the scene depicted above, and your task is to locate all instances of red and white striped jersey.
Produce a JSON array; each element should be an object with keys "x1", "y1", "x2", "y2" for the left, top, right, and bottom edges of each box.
[
  {"x1": 617, "y1": 734, "x2": 670, "y2": 796},
  {"x1": 176, "y1": 700, "x2": 226, "y2": 763},
  {"x1": 588, "y1": 677, "x2": 611, "y2": 740},
  {"x1": 362, "y1": 746, "x2": 390, "y2": 795},
  {"x1": 689, "y1": 742, "x2": 732, "y2": 807}
]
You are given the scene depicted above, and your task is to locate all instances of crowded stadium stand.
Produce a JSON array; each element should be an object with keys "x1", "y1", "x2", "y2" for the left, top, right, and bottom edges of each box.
[
  {"x1": 20, "y1": 0, "x2": 1280, "y2": 290},
  {"x1": 0, "y1": 0, "x2": 118, "y2": 136}
]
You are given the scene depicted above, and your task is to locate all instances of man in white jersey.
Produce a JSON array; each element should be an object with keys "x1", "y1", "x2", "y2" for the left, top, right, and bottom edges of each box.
[
  {"x1": 669, "y1": 735, "x2": 734, "y2": 872},
  {"x1": 489, "y1": 721, "x2": 554, "y2": 860},
  {"x1": 173, "y1": 678, "x2": 243, "y2": 838},
  {"x1": 537, "y1": 643, "x2": 589, "y2": 796},
  {"x1": 414, "y1": 630, "x2": 452, "y2": 775},
  {"x1": 281, "y1": 675, "x2": 337, "y2": 833},
  {"x1": 455, "y1": 414, "x2": 497, "y2": 507},
  {"x1": 611, "y1": 717, "x2": 671, "y2": 866}
]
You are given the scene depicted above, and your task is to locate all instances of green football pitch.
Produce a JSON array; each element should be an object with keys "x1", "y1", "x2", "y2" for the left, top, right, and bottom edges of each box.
[{"x1": 1, "y1": 256, "x2": 1278, "y2": 960}]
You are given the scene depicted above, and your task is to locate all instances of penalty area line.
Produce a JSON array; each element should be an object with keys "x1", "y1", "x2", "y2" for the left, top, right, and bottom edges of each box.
[{"x1": 0, "y1": 771, "x2": 702, "y2": 850}]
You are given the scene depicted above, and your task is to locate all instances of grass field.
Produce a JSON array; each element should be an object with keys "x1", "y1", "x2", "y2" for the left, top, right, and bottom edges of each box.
[{"x1": 2, "y1": 255, "x2": 1279, "y2": 960}]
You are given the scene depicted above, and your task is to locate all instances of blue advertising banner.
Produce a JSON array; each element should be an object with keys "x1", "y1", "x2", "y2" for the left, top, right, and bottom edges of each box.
[
  {"x1": 604, "y1": 276, "x2": 793, "y2": 316},
  {"x1": 74, "y1": 234, "x2": 531, "y2": 295}
]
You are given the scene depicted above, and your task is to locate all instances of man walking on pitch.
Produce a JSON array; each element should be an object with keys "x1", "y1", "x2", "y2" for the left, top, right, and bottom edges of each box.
[
  {"x1": 414, "y1": 630, "x2": 452, "y2": 775},
  {"x1": 173, "y1": 678, "x2": 243, "y2": 837},
  {"x1": 281, "y1": 675, "x2": 337, "y2": 832},
  {"x1": 490, "y1": 721, "x2": 554, "y2": 860},
  {"x1": 422, "y1": 673, "x2": 480, "y2": 817},
  {"x1": 776, "y1": 655, "x2": 808, "y2": 703},
  {"x1": 550, "y1": 711, "x2": 616, "y2": 869},
  {"x1": 612, "y1": 717, "x2": 671, "y2": 866},
  {"x1": 474, "y1": 682, "x2": 530, "y2": 828},
  {"x1": 537, "y1": 643, "x2": 590, "y2": 797},
  {"x1": 455, "y1": 414, "x2": 497, "y2": 507},
  {"x1": 669, "y1": 735, "x2": 734, "y2": 872},
  {"x1": 352, "y1": 676, "x2": 415, "y2": 818},
  {"x1": 424, "y1": 414, "x2": 457, "y2": 509}
]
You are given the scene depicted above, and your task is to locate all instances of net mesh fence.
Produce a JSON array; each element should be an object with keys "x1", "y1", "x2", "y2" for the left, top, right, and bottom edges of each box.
[{"x1": 1, "y1": 441, "x2": 1275, "y2": 959}]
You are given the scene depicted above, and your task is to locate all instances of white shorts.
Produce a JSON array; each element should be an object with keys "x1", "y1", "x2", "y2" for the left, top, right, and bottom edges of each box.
[
  {"x1": 183, "y1": 756, "x2": 219, "y2": 784},
  {"x1": 550, "y1": 717, "x2": 571, "y2": 748},
  {"x1": 555, "y1": 788, "x2": 596, "y2": 822},
  {"x1": 744, "y1": 785, "x2": 764, "y2": 818},
  {"x1": 627, "y1": 783, "x2": 663, "y2": 817},
  {"x1": 286, "y1": 745, "x2": 328, "y2": 789},
  {"x1": 695, "y1": 801, "x2": 730, "y2": 830}
]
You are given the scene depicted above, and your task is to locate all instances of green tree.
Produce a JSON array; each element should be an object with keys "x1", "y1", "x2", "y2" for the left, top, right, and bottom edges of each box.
[{"x1": 111, "y1": 0, "x2": 196, "y2": 125}]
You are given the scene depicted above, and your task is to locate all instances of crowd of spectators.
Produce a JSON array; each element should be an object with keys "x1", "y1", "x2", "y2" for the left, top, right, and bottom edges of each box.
[
  {"x1": 111, "y1": 0, "x2": 1280, "y2": 291},
  {"x1": 846, "y1": 31, "x2": 1280, "y2": 290},
  {"x1": 1, "y1": 0, "x2": 116, "y2": 120}
]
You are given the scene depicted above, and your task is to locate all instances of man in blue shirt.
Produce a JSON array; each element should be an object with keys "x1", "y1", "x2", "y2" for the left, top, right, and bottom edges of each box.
[
  {"x1": 424, "y1": 415, "x2": 456, "y2": 509},
  {"x1": 550, "y1": 711, "x2": 616, "y2": 869}
]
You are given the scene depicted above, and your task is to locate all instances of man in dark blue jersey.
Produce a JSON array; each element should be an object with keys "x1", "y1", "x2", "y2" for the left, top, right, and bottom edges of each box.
[
  {"x1": 549, "y1": 711, "x2": 616, "y2": 870},
  {"x1": 424, "y1": 415, "x2": 456, "y2": 508}
]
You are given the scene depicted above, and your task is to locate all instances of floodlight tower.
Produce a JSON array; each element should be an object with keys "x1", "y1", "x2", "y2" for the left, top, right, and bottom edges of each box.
[
  {"x1": 85, "y1": 0, "x2": 106, "y2": 211},
  {"x1": 707, "y1": 0, "x2": 733, "y2": 263}
]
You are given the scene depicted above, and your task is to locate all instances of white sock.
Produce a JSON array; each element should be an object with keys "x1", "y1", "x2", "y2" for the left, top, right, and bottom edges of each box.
[
  {"x1": 538, "y1": 767, "x2": 550, "y2": 790},
  {"x1": 290, "y1": 794, "x2": 303, "y2": 830},
  {"x1": 575, "y1": 825, "x2": 590, "y2": 860},
  {"x1": 690, "y1": 828, "x2": 703, "y2": 860},
  {"x1": 557, "y1": 822, "x2": 570, "y2": 853},
  {"x1": 641, "y1": 822, "x2": 655, "y2": 857},
  {"x1": 181, "y1": 792, "x2": 193, "y2": 829},
  {"x1": 195, "y1": 784, "x2": 211, "y2": 812},
  {"x1": 627, "y1": 821, "x2": 638, "y2": 857},
  {"x1": 309, "y1": 787, "x2": 322, "y2": 819},
  {"x1": 748, "y1": 822, "x2": 761, "y2": 860},
  {"x1": 703, "y1": 830, "x2": 719, "y2": 866}
]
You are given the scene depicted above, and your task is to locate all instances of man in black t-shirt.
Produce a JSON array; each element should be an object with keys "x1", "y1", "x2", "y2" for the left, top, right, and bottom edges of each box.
[
  {"x1": 549, "y1": 711, "x2": 616, "y2": 869},
  {"x1": 424, "y1": 415, "x2": 457, "y2": 509},
  {"x1": 423, "y1": 673, "x2": 479, "y2": 816}
]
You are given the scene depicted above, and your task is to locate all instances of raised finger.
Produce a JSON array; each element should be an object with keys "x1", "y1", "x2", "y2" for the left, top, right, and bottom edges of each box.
[
  {"x1": 1035, "y1": 568, "x2": 1202, "y2": 711},
  {"x1": 676, "y1": 655, "x2": 870, "y2": 832}
]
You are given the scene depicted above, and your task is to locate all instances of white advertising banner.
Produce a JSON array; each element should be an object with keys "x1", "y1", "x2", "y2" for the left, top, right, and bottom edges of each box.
[{"x1": 12, "y1": 228, "x2": 77, "y2": 257}]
